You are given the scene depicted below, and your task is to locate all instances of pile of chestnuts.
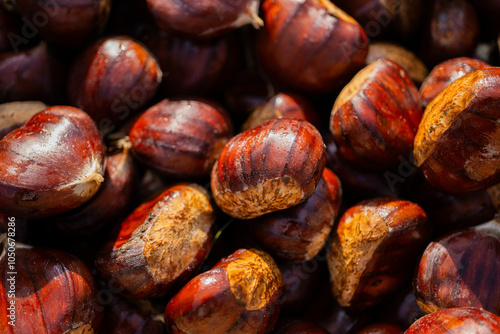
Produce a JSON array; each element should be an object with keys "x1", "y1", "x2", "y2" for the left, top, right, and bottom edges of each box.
[{"x1": 0, "y1": 0, "x2": 499, "y2": 333}]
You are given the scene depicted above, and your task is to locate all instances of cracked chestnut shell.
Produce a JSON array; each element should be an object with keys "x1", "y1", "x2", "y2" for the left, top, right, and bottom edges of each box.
[
  {"x1": 327, "y1": 198, "x2": 430, "y2": 310},
  {"x1": 95, "y1": 183, "x2": 215, "y2": 298},
  {"x1": 413, "y1": 220, "x2": 500, "y2": 315},
  {"x1": 257, "y1": 0, "x2": 368, "y2": 94},
  {"x1": 413, "y1": 68, "x2": 500, "y2": 194},
  {"x1": 0, "y1": 237, "x2": 99, "y2": 333},
  {"x1": 330, "y1": 59, "x2": 422, "y2": 170},
  {"x1": 211, "y1": 117, "x2": 326, "y2": 219},
  {"x1": 249, "y1": 168, "x2": 342, "y2": 262},
  {"x1": 165, "y1": 248, "x2": 284, "y2": 334},
  {"x1": 129, "y1": 98, "x2": 233, "y2": 179},
  {"x1": 0, "y1": 106, "x2": 106, "y2": 219}
]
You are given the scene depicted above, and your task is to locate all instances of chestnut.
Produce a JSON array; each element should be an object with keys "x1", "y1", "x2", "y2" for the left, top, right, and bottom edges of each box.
[
  {"x1": 0, "y1": 101, "x2": 46, "y2": 139},
  {"x1": 165, "y1": 248, "x2": 284, "y2": 334},
  {"x1": 0, "y1": 105, "x2": 106, "y2": 219},
  {"x1": 355, "y1": 323, "x2": 403, "y2": 334},
  {"x1": 421, "y1": 0, "x2": 480, "y2": 67},
  {"x1": 15, "y1": 0, "x2": 111, "y2": 48},
  {"x1": 0, "y1": 236, "x2": 99, "y2": 333},
  {"x1": 365, "y1": 42, "x2": 428, "y2": 86},
  {"x1": 95, "y1": 183, "x2": 216, "y2": 298},
  {"x1": 146, "y1": 0, "x2": 263, "y2": 39},
  {"x1": 241, "y1": 92, "x2": 321, "y2": 132},
  {"x1": 0, "y1": 42, "x2": 65, "y2": 104},
  {"x1": 327, "y1": 198, "x2": 431, "y2": 310},
  {"x1": 249, "y1": 168, "x2": 342, "y2": 262},
  {"x1": 274, "y1": 319, "x2": 328, "y2": 334},
  {"x1": 129, "y1": 98, "x2": 233, "y2": 179},
  {"x1": 329, "y1": 59, "x2": 422, "y2": 170},
  {"x1": 405, "y1": 307, "x2": 500, "y2": 333},
  {"x1": 418, "y1": 57, "x2": 490, "y2": 109},
  {"x1": 68, "y1": 35, "x2": 162, "y2": 134},
  {"x1": 413, "y1": 219, "x2": 500, "y2": 315},
  {"x1": 211, "y1": 117, "x2": 326, "y2": 219},
  {"x1": 257, "y1": 0, "x2": 368, "y2": 94},
  {"x1": 413, "y1": 67, "x2": 500, "y2": 194}
]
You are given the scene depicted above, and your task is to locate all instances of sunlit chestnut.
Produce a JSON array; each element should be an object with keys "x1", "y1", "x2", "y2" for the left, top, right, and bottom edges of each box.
[
  {"x1": 211, "y1": 118, "x2": 326, "y2": 219},
  {"x1": 0, "y1": 106, "x2": 106, "y2": 219},
  {"x1": 414, "y1": 68, "x2": 500, "y2": 194},
  {"x1": 257, "y1": 0, "x2": 368, "y2": 94},
  {"x1": 330, "y1": 59, "x2": 422, "y2": 170}
]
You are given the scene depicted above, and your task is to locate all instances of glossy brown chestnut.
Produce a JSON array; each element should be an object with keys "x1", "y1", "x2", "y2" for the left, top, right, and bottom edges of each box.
[
  {"x1": 146, "y1": 0, "x2": 263, "y2": 39},
  {"x1": 330, "y1": 59, "x2": 422, "y2": 170},
  {"x1": 165, "y1": 248, "x2": 284, "y2": 334},
  {"x1": 141, "y1": 26, "x2": 238, "y2": 97},
  {"x1": 95, "y1": 183, "x2": 215, "y2": 298},
  {"x1": 413, "y1": 68, "x2": 500, "y2": 194},
  {"x1": 0, "y1": 236, "x2": 99, "y2": 333},
  {"x1": 241, "y1": 92, "x2": 321, "y2": 132},
  {"x1": 404, "y1": 307, "x2": 500, "y2": 334},
  {"x1": 257, "y1": 0, "x2": 368, "y2": 94},
  {"x1": 129, "y1": 98, "x2": 233, "y2": 179},
  {"x1": 211, "y1": 117, "x2": 326, "y2": 219},
  {"x1": 53, "y1": 140, "x2": 139, "y2": 236},
  {"x1": 0, "y1": 105, "x2": 106, "y2": 219},
  {"x1": 274, "y1": 319, "x2": 328, "y2": 334},
  {"x1": 413, "y1": 220, "x2": 500, "y2": 315},
  {"x1": 0, "y1": 101, "x2": 46, "y2": 139},
  {"x1": 327, "y1": 198, "x2": 431, "y2": 310},
  {"x1": 419, "y1": 57, "x2": 490, "y2": 109},
  {"x1": 249, "y1": 168, "x2": 342, "y2": 262},
  {"x1": 0, "y1": 42, "x2": 64, "y2": 104},
  {"x1": 365, "y1": 42, "x2": 428, "y2": 86},
  {"x1": 68, "y1": 35, "x2": 162, "y2": 134},
  {"x1": 15, "y1": 0, "x2": 111, "y2": 48},
  {"x1": 421, "y1": 0, "x2": 480, "y2": 67}
]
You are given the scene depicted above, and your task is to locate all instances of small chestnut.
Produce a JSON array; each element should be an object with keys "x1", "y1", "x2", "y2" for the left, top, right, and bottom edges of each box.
[
  {"x1": 165, "y1": 248, "x2": 284, "y2": 334},
  {"x1": 211, "y1": 117, "x2": 326, "y2": 219}
]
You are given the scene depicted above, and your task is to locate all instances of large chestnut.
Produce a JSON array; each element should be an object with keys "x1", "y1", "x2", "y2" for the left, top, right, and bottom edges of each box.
[
  {"x1": 129, "y1": 98, "x2": 233, "y2": 179},
  {"x1": 0, "y1": 236, "x2": 99, "y2": 333},
  {"x1": 146, "y1": 0, "x2": 263, "y2": 39},
  {"x1": 0, "y1": 105, "x2": 106, "y2": 219},
  {"x1": 327, "y1": 198, "x2": 430, "y2": 310},
  {"x1": 249, "y1": 168, "x2": 342, "y2": 262},
  {"x1": 405, "y1": 307, "x2": 500, "y2": 333},
  {"x1": 413, "y1": 220, "x2": 500, "y2": 315},
  {"x1": 68, "y1": 35, "x2": 162, "y2": 134},
  {"x1": 257, "y1": 0, "x2": 368, "y2": 94},
  {"x1": 413, "y1": 68, "x2": 500, "y2": 194},
  {"x1": 211, "y1": 117, "x2": 326, "y2": 219},
  {"x1": 330, "y1": 59, "x2": 422, "y2": 170},
  {"x1": 95, "y1": 183, "x2": 216, "y2": 298},
  {"x1": 165, "y1": 248, "x2": 284, "y2": 334}
]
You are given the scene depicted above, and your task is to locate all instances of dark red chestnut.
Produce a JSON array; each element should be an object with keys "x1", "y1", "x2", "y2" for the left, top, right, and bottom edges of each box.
[
  {"x1": 0, "y1": 42, "x2": 65, "y2": 104},
  {"x1": 330, "y1": 59, "x2": 422, "y2": 170},
  {"x1": 0, "y1": 236, "x2": 99, "y2": 333},
  {"x1": 405, "y1": 307, "x2": 500, "y2": 333},
  {"x1": 129, "y1": 98, "x2": 233, "y2": 179},
  {"x1": 413, "y1": 220, "x2": 500, "y2": 315},
  {"x1": 146, "y1": 0, "x2": 263, "y2": 39},
  {"x1": 0, "y1": 101, "x2": 46, "y2": 139},
  {"x1": 249, "y1": 168, "x2": 342, "y2": 262},
  {"x1": 0, "y1": 105, "x2": 106, "y2": 219},
  {"x1": 257, "y1": 0, "x2": 368, "y2": 94},
  {"x1": 327, "y1": 198, "x2": 430, "y2": 310},
  {"x1": 68, "y1": 35, "x2": 162, "y2": 134},
  {"x1": 241, "y1": 92, "x2": 321, "y2": 132},
  {"x1": 165, "y1": 248, "x2": 284, "y2": 334},
  {"x1": 413, "y1": 68, "x2": 500, "y2": 194},
  {"x1": 419, "y1": 57, "x2": 490, "y2": 108},
  {"x1": 421, "y1": 0, "x2": 480, "y2": 67},
  {"x1": 95, "y1": 183, "x2": 216, "y2": 298},
  {"x1": 15, "y1": 0, "x2": 111, "y2": 48},
  {"x1": 211, "y1": 117, "x2": 326, "y2": 219}
]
